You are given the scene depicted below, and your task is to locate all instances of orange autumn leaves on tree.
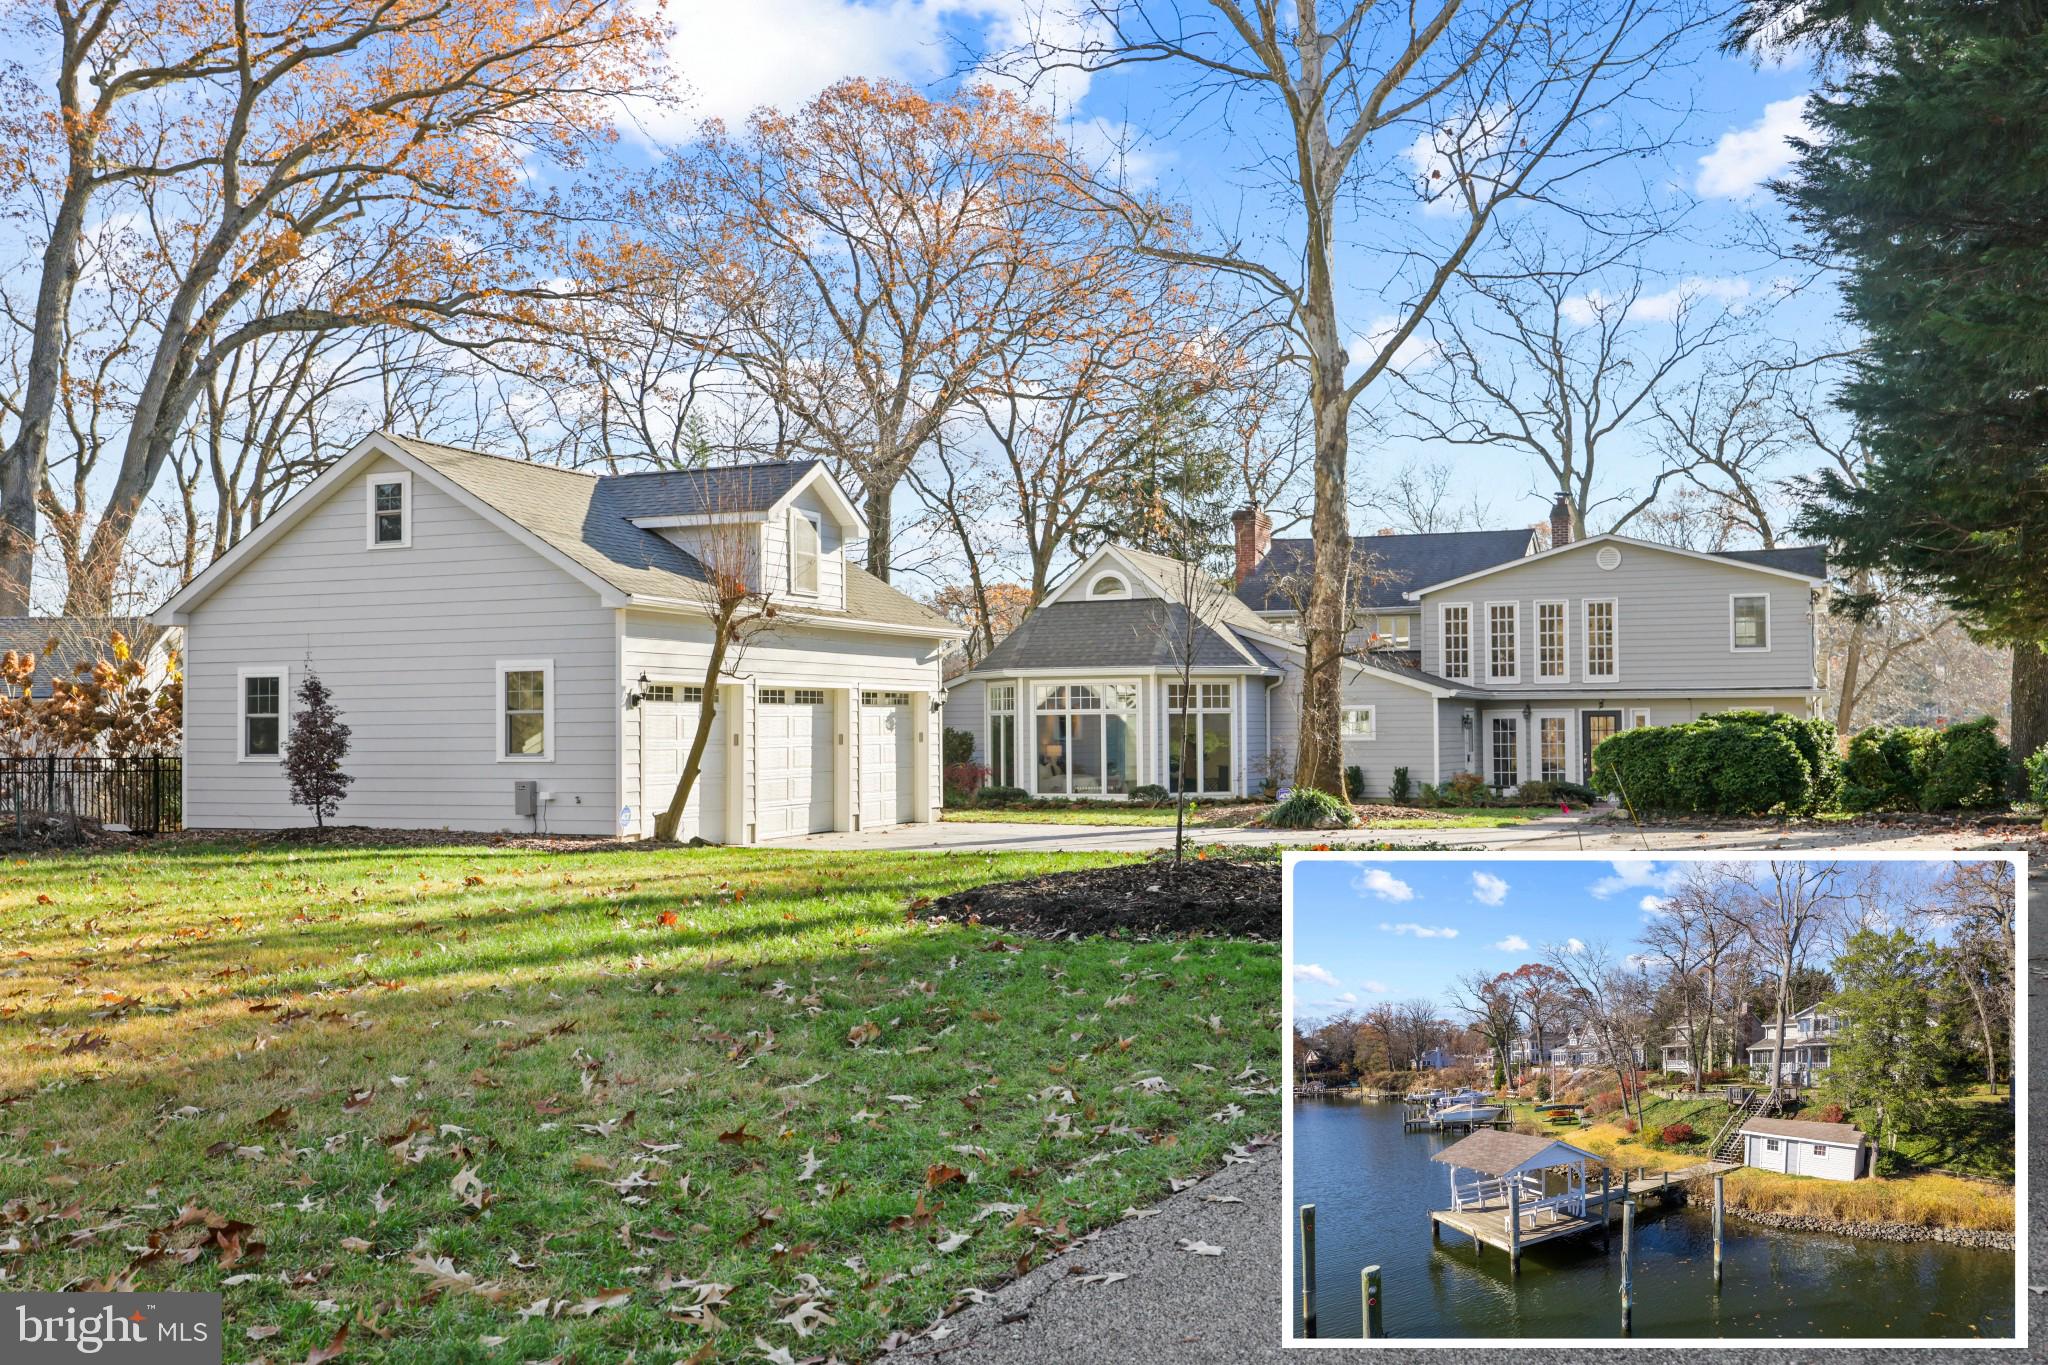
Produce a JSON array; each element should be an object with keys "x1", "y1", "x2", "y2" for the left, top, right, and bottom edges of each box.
[
  {"x1": 0, "y1": 631, "x2": 181, "y2": 758},
  {"x1": 648, "y1": 77, "x2": 1171, "y2": 581}
]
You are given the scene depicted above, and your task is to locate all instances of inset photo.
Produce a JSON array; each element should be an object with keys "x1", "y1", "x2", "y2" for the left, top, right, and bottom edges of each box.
[{"x1": 1282, "y1": 853, "x2": 2025, "y2": 1347}]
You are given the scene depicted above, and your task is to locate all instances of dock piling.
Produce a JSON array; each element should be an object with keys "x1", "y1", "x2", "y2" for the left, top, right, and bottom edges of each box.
[
  {"x1": 1600, "y1": 1168, "x2": 1611, "y2": 1247},
  {"x1": 1619, "y1": 1198, "x2": 1635, "y2": 1336},
  {"x1": 1712, "y1": 1172, "x2": 1725, "y2": 1286},
  {"x1": 1362, "y1": 1265, "x2": 1383, "y2": 1338},
  {"x1": 1507, "y1": 1181, "x2": 1522, "y2": 1276},
  {"x1": 1299, "y1": 1203, "x2": 1317, "y2": 1338}
]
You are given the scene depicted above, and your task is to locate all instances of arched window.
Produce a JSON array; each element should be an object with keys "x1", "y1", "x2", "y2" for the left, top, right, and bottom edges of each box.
[{"x1": 1089, "y1": 574, "x2": 1128, "y2": 598}]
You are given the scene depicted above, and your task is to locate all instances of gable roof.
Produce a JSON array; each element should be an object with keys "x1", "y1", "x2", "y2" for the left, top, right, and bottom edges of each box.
[
  {"x1": 972, "y1": 599, "x2": 1277, "y2": 675},
  {"x1": 1070, "y1": 543, "x2": 1284, "y2": 643},
  {"x1": 155, "y1": 433, "x2": 959, "y2": 638},
  {"x1": 0, "y1": 617, "x2": 174, "y2": 697},
  {"x1": 1739, "y1": 1116, "x2": 1865, "y2": 1145},
  {"x1": 1237, "y1": 529, "x2": 1538, "y2": 614},
  {"x1": 1400, "y1": 532, "x2": 1830, "y2": 599},
  {"x1": 1431, "y1": 1129, "x2": 1597, "y2": 1177}
]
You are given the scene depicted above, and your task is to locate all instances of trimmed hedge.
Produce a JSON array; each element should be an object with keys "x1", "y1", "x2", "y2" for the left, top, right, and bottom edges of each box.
[
  {"x1": 1592, "y1": 711, "x2": 1839, "y2": 816},
  {"x1": 2028, "y1": 743, "x2": 2048, "y2": 808},
  {"x1": 1842, "y1": 717, "x2": 2009, "y2": 812}
]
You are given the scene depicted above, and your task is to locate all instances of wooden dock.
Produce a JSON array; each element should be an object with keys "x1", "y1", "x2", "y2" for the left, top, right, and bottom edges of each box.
[{"x1": 1430, "y1": 1161, "x2": 1739, "y2": 1259}]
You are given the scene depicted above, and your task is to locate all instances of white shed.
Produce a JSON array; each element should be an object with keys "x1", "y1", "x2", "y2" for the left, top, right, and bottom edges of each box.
[{"x1": 1739, "y1": 1115, "x2": 1870, "y2": 1181}]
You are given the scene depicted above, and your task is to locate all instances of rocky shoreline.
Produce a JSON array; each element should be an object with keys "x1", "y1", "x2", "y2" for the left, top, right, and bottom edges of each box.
[{"x1": 1726, "y1": 1206, "x2": 2014, "y2": 1250}]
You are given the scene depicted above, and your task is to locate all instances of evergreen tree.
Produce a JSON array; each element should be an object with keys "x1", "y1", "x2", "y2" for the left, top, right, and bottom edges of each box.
[
  {"x1": 1824, "y1": 928, "x2": 1958, "y2": 1162},
  {"x1": 284, "y1": 669, "x2": 354, "y2": 830},
  {"x1": 1741, "y1": 0, "x2": 2048, "y2": 767}
]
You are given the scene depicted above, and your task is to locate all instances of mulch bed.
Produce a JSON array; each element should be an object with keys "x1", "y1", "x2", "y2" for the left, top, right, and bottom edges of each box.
[{"x1": 929, "y1": 855, "x2": 1280, "y2": 940}]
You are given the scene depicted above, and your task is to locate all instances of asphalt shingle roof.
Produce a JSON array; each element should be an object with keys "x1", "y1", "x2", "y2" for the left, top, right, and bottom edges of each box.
[
  {"x1": 386, "y1": 437, "x2": 954, "y2": 635},
  {"x1": 1739, "y1": 1116, "x2": 1865, "y2": 1145},
  {"x1": 1236, "y1": 530, "x2": 1538, "y2": 613},
  {"x1": 1431, "y1": 1129, "x2": 1595, "y2": 1177},
  {"x1": 1712, "y1": 545, "x2": 1829, "y2": 580},
  {"x1": 974, "y1": 600, "x2": 1274, "y2": 674}
]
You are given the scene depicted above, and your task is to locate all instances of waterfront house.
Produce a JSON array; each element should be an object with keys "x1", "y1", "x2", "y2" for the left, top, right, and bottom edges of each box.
[
  {"x1": 1659, "y1": 1015, "x2": 1762, "y2": 1075},
  {"x1": 942, "y1": 498, "x2": 1826, "y2": 799},
  {"x1": 1747, "y1": 1004, "x2": 1838, "y2": 1087},
  {"x1": 1739, "y1": 1115, "x2": 1870, "y2": 1181}
]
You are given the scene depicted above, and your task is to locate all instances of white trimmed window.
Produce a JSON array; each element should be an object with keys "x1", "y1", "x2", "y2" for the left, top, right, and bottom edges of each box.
[
  {"x1": 1536, "y1": 600, "x2": 1567, "y2": 680},
  {"x1": 1440, "y1": 604, "x2": 1471, "y2": 679},
  {"x1": 987, "y1": 683, "x2": 1017, "y2": 788},
  {"x1": 859, "y1": 690, "x2": 906, "y2": 706},
  {"x1": 641, "y1": 684, "x2": 704, "y2": 704},
  {"x1": 497, "y1": 660, "x2": 553, "y2": 761},
  {"x1": 1486, "y1": 603, "x2": 1519, "y2": 682},
  {"x1": 238, "y1": 666, "x2": 287, "y2": 760},
  {"x1": 1163, "y1": 681, "x2": 1231, "y2": 796},
  {"x1": 1632, "y1": 708, "x2": 1651, "y2": 729},
  {"x1": 1341, "y1": 706, "x2": 1375, "y2": 740},
  {"x1": 366, "y1": 472, "x2": 410, "y2": 548},
  {"x1": 1088, "y1": 573, "x2": 1129, "y2": 598},
  {"x1": 1731, "y1": 593, "x2": 1770, "y2": 650},
  {"x1": 788, "y1": 510, "x2": 820, "y2": 595},
  {"x1": 1584, "y1": 599, "x2": 1618, "y2": 680}
]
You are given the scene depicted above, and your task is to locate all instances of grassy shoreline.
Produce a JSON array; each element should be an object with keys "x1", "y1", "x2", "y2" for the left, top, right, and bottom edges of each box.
[{"x1": 1, "y1": 841, "x2": 1281, "y2": 1363}]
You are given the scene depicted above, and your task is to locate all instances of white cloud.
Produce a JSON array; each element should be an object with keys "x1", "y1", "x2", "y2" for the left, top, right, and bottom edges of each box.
[
  {"x1": 1336, "y1": 991, "x2": 1359, "y2": 1004},
  {"x1": 1589, "y1": 862, "x2": 1683, "y2": 899},
  {"x1": 1640, "y1": 894, "x2": 1672, "y2": 916},
  {"x1": 1349, "y1": 314, "x2": 1441, "y2": 375},
  {"x1": 1494, "y1": 934, "x2": 1530, "y2": 952},
  {"x1": 1560, "y1": 277, "x2": 1752, "y2": 327},
  {"x1": 1696, "y1": 96, "x2": 1811, "y2": 200},
  {"x1": 1471, "y1": 872, "x2": 1510, "y2": 907},
  {"x1": 1353, "y1": 867, "x2": 1416, "y2": 902},
  {"x1": 1362, "y1": 980, "x2": 1391, "y2": 995},
  {"x1": 1381, "y1": 922, "x2": 1458, "y2": 939},
  {"x1": 1292, "y1": 963, "x2": 1341, "y2": 989},
  {"x1": 1565, "y1": 937, "x2": 1586, "y2": 954}
]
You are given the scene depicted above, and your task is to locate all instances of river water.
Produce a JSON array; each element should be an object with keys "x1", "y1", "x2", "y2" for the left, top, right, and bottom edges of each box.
[{"x1": 1290, "y1": 1097, "x2": 2016, "y2": 1341}]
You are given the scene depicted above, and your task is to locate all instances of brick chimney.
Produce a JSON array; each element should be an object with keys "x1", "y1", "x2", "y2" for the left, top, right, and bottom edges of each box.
[
  {"x1": 1549, "y1": 493, "x2": 1574, "y2": 549},
  {"x1": 1231, "y1": 505, "x2": 1273, "y2": 587}
]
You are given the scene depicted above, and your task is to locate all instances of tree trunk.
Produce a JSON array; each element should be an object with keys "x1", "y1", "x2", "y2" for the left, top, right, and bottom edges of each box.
[
  {"x1": 2009, "y1": 641, "x2": 2048, "y2": 794},
  {"x1": 1296, "y1": 350, "x2": 1350, "y2": 797},
  {"x1": 653, "y1": 623, "x2": 733, "y2": 842},
  {"x1": 864, "y1": 479, "x2": 892, "y2": 582}
]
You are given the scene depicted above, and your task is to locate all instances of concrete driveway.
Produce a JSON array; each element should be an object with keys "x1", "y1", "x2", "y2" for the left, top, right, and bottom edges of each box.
[{"x1": 785, "y1": 812, "x2": 2036, "y2": 855}]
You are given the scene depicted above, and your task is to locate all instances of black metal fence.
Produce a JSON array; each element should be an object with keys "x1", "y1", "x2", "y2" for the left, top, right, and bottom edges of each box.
[{"x1": 0, "y1": 755, "x2": 182, "y2": 833}]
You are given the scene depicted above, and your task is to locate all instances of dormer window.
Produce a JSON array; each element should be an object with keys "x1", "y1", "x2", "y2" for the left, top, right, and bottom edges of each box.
[
  {"x1": 1089, "y1": 574, "x2": 1128, "y2": 598},
  {"x1": 789, "y1": 510, "x2": 820, "y2": 595},
  {"x1": 366, "y1": 472, "x2": 410, "y2": 548}
]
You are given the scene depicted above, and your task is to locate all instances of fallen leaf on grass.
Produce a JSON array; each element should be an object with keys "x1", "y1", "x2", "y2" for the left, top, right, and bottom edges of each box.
[
  {"x1": 246, "y1": 1326, "x2": 280, "y2": 1341},
  {"x1": 569, "y1": 1288, "x2": 632, "y2": 1316},
  {"x1": 299, "y1": 1324, "x2": 348, "y2": 1365},
  {"x1": 845, "y1": 1020, "x2": 881, "y2": 1048},
  {"x1": 338, "y1": 1237, "x2": 373, "y2": 1253},
  {"x1": 934, "y1": 1229, "x2": 972, "y2": 1253}
]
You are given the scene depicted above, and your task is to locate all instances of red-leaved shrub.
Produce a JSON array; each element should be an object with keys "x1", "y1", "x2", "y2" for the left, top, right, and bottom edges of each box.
[
  {"x1": 1660, "y1": 1122, "x2": 1696, "y2": 1146},
  {"x1": 1591, "y1": 1089, "x2": 1623, "y2": 1116},
  {"x1": 1814, "y1": 1103, "x2": 1846, "y2": 1124},
  {"x1": 1619, "y1": 1118, "x2": 1638, "y2": 1135}
]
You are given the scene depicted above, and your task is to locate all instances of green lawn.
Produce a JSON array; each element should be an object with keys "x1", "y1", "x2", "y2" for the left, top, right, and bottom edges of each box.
[
  {"x1": 0, "y1": 841, "x2": 1279, "y2": 1363},
  {"x1": 940, "y1": 804, "x2": 1545, "y2": 829}
]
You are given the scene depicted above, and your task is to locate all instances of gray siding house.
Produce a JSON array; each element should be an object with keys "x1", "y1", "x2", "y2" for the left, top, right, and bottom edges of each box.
[
  {"x1": 942, "y1": 506, "x2": 1825, "y2": 800},
  {"x1": 153, "y1": 432, "x2": 963, "y2": 839}
]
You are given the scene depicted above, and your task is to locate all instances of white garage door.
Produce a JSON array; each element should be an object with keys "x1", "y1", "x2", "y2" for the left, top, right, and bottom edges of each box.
[
  {"x1": 640, "y1": 686, "x2": 724, "y2": 842},
  {"x1": 859, "y1": 691, "x2": 915, "y2": 829},
  {"x1": 757, "y1": 687, "x2": 835, "y2": 838}
]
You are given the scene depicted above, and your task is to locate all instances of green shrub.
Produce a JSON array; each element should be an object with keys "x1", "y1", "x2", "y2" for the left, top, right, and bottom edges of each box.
[
  {"x1": 973, "y1": 785, "x2": 1031, "y2": 809},
  {"x1": 1670, "y1": 718, "x2": 1809, "y2": 816},
  {"x1": 1129, "y1": 783, "x2": 1169, "y2": 807},
  {"x1": 942, "y1": 727, "x2": 977, "y2": 766},
  {"x1": 1344, "y1": 764, "x2": 1365, "y2": 800},
  {"x1": 1391, "y1": 766, "x2": 1412, "y2": 802},
  {"x1": 2027, "y1": 743, "x2": 2048, "y2": 808},
  {"x1": 1444, "y1": 770, "x2": 1490, "y2": 805},
  {"x1": 1842, "y1": 724, "x2": 1938, "y2": 811},
  {"x1": 1590, "y1": 725, "x2": 1683, "y2": 811},
  {"x1": 1263, "y1": 786, "x2": 1357, "y2": 829},
  {"x1": 1416, "y1": 782, "x2": 1443, "y2": 807},
  {"x1": 1920, "y1": 716, "x2": 2010, "y2": 810},
  {"x1": 1705, "y1": 710, "x2": 1842, "y2": 813}
]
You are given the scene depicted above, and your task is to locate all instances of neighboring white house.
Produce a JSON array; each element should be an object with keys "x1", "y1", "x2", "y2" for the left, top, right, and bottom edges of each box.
[
  {"x1": 942, "y1": 500, "x2": 1826, "y2": 800},
  {"x1": 151, "y1": 432, "x2": 964, "y2": 840},
  {"x1": 1739, "y1": 1115, "x2": 1870, "y2": 1181},
  {"x1": 1747, "y1": 1003, "x2": 1840, "y2": 1087}
]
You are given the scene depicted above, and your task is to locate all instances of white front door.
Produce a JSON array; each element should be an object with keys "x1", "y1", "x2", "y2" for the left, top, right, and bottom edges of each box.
[
  {"x1": 640, "y1": 690, "x2": 725, "y2": 842},
  {"x1": 756, "y1": 687, "x2": 834, "y2": 838},
  {"x1": 1486, "y1": 713, "x2": 1521, "y2": 790},
  {"x1": 859, "y1": 691, "x2": 915, "y2": 828}
]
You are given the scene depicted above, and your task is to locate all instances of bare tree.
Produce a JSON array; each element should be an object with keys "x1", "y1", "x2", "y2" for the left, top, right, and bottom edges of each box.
[
  {"x1": 1922, "y1": 861, "x2": 2016, "y2": 1099},
  {"x1": 1358, "y1": 457, "x2": 1499, "y2": 534},
  {"x1": 1147, "y1": 523, "x2": 1241, "y2": 864},
  {"x1": 1448, "y1": 970, "x2": 1522, "y2": 1086},
  {"x1": 1011, "y1": 0, "x2": 1715, "y2": 794},
  {"x1": 1724, "y1": 860, "x2": 1849, "y2": 1102},
  {"x1": 1258, "y1": 540, "x2": 1392, "y2": 796},
  {"x1": 1642, "y1": 866, "x2": 1750, "y2": 1091},
  {"x1": 1544, "y1": 939, "x2": 1655, "y2": 1126}
]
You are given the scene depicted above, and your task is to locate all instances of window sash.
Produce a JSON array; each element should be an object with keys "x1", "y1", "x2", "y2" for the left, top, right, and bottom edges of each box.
[
  {"x1": 366, "y1": 474, "x2": 409, "y2": 547},
  {"x1": 1489, "y1": 716, "x2": 1519, "y2": 789},
  {"x1": 1585, "y1": 600, "x2": 1617, "y2": 679},
  {"x1": 504, "y1": 669, "x2": 547, "y2": 757},
  {"x1": 1732, "y1": 595, "x2": 1769, "y2": 649},
  {"x1": 1536, "y1": 601, "x2": 1566, "y2": 679},
  {"x1": 1441, "y1": 605, "x2": 1470, "y2": 679},
  {"x1": 243, "y1": 673, "x2": 283, "y2": 758},
  {"x1": 1341, "y1": 707, "x2": 1374, "y2": 739},
  {"x1": 789, "y1": 511, "x2": 820, "y2": 594},
  {"x1": 1487, "y1": 604, "x2": 1518, "y2": 681}
]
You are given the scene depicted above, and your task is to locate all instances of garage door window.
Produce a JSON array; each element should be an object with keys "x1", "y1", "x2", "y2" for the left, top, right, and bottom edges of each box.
[
  {"x1": 1033, "y1": 683, "x2": 1136, "y2": 797},
  {"x1": 863, "y1": 691, "x2": 910, "y2": 705}
]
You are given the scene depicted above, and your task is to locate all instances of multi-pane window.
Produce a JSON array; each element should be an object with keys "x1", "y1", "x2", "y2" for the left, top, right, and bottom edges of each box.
[
  {"x1": 1731, "y1": 594, "x2": 1769, "y2": 649},
  {"x1": 760, "y1": 688, "x2": 789, "y2": 704},
  {"x1": 859, "y1": 690, "x2": 904, "y2": 706},
  {"x1": 1489, "y1": 715, "x2": 1519, "y2": 789},
  {"x1": 789, "y1": 511, "x2": 820, "y2": 595},
  {"x1": 367, "y1": 474, "x2": 408, "y2": 547},
  {"x1": 1487, "y1": 604, "x2": 1518, "y2": 682},
  {"x1": 1441, "y1": 605, "x2": 1471, "y2": 679},
  {"x1": 1341, "y1": 707, "x2": 1375, "y2": 740},
  {"x1": 242, "y1": 672, "x2": 283, "y2": 758},
  {"x1": 1538, "y1": 715, "x2": 1568, "y2": 782},
  {"x1": 503, "y1": 668, "x2": 547, "y2": 757},
  {"x1": 987, "y1": 684, "x2": 1017, "y2": 789},
  {"x1": 1536, "y1": 601, "x2": 1567, "y2": 679},
  {"x1": 1166, "y1": 682, "x2": 1233, "y2": 796},
  {"x1": 1034, "y1": 683, "x2": 1138, "y2": 796},
  {"x1": 1585, "y1": 600, "x2": 1617, "y2": 679}
]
